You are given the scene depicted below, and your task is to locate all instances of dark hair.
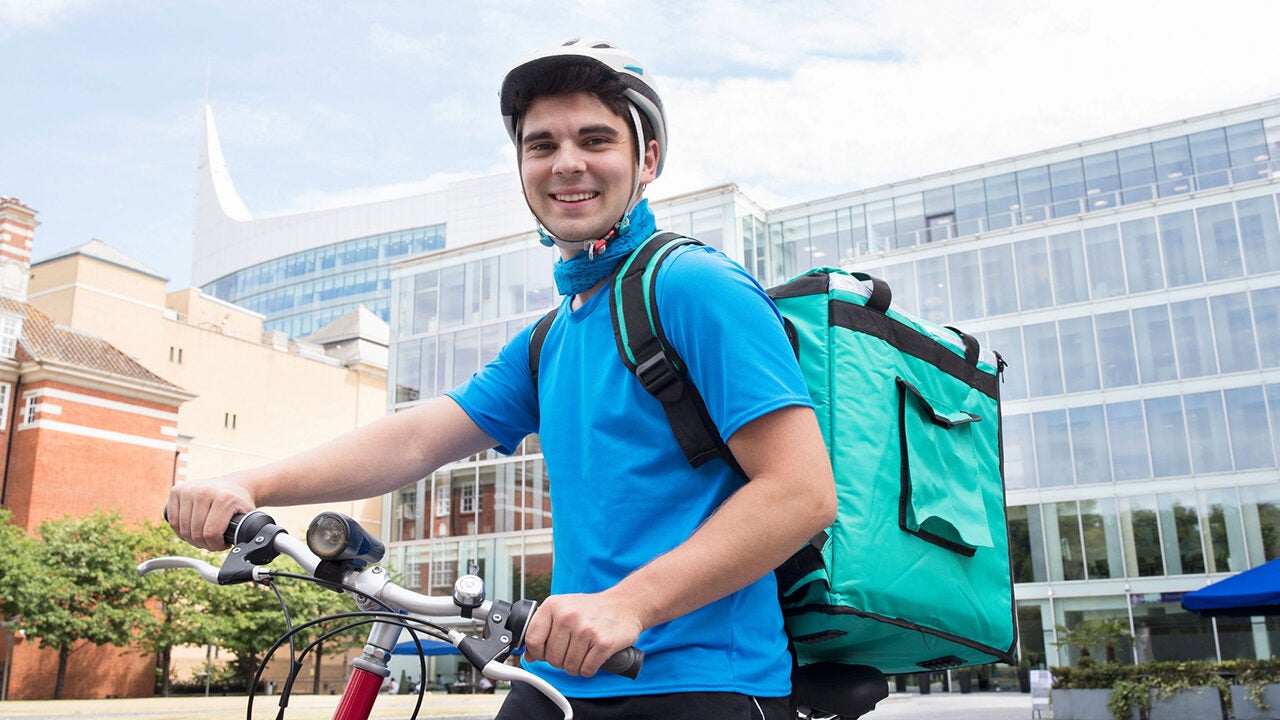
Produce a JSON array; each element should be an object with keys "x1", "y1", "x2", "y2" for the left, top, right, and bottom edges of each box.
[{"x1": 509, "y1": 61, "x2": 655, "y2": 148}]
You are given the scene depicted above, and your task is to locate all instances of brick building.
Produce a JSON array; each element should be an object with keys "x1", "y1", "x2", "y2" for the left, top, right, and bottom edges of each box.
[{"x1": 0, "y1": 196, "x2": 195, "y2": 700}]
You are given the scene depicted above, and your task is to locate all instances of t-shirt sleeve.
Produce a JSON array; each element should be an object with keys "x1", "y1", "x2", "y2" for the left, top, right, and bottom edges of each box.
[
  {"x1": 445, "y1": 320, "x2": 542, "y2": 455},
  {"x1": 654, "y1": 246, "x2": 813, "y2": 441}
]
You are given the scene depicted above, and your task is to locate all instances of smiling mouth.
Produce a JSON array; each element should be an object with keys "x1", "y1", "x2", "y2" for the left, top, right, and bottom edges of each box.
[{"x1": 552, "y1": 192, "x2": 599, "y2": 203}]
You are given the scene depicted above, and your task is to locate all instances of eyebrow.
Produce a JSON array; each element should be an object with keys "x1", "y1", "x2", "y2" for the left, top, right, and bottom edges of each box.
[{"x1": 522, "y1": 124, "x2": 622, "y2": 145}]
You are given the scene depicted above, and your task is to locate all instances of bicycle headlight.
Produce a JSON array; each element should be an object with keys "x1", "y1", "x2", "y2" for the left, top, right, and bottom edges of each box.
[{"x1": 306, "y1": 512, "x2": 385, "y2": 566}]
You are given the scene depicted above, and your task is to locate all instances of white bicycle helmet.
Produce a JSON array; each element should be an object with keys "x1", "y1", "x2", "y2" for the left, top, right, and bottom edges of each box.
[{"x1": 500, "y1": 38, "x2": 668, "y2": 178}]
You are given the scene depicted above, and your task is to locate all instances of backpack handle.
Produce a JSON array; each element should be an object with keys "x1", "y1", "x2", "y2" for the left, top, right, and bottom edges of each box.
[{"x1": 850, "y1": 272, "x2": 892, "y2": 313}]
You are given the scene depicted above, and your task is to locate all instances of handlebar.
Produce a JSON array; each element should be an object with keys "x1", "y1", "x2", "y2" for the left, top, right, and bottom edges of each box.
[{"x1": 143, "y1": 509, "x2": 643, "y2": 716}]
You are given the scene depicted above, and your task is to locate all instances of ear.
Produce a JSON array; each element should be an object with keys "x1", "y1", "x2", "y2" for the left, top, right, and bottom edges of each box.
[{"x1": 640, "y1": 138, "x2": 659, "y2": 184}]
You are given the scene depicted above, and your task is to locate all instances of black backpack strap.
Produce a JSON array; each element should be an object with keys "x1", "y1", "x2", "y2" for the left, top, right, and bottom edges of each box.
[
  {"x1": 610, "y1": 232, "x2": 746, "y2": 477},
  {"x1": 528, "y1": 308, "x2": 558, "y2": 397}
]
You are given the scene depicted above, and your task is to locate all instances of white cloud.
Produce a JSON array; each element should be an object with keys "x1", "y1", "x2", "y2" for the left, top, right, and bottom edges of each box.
[
  {"x1": 656, "y1": 0, "x2": 1280, "y2": 202},
  {"x1": 0, "y1": 0, "x2": 96, "y2": 29}
]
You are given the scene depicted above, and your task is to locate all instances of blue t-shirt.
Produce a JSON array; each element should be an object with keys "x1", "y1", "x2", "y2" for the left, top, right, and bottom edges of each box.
[{"x1": 447, "y1": 243, "x2": 812, "y2": 698}]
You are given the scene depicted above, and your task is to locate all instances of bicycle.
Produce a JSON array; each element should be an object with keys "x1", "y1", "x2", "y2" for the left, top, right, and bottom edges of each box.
[{"x1": 139, "y1": 510, "x2": 887, "y2": 720}]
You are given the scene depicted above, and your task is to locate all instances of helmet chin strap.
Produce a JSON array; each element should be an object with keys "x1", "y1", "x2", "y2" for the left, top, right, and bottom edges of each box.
[{"x1": 530, "y1": 104, "x2": 648, "y2": 258}]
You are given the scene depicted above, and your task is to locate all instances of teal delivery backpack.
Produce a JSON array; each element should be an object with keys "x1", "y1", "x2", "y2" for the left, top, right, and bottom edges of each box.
[
  {"x1": 767, "y1": 267, "x2": 1015, "y2": 675},
  {"x1": 530, "y1": 233, "x2": 1016, "y2": 676}
]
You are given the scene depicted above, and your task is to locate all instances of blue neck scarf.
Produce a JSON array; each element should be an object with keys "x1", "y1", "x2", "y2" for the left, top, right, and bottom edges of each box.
[{"x1": 551, "y1": 200, "x2": 657, "y2": 297}]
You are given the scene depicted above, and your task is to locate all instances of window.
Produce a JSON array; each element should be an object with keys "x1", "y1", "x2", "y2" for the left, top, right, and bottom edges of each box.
[
  {"x1": 1132, "y1": 305, "x2": 1178, "y2": 383},
  {"x1": 1224, "y1": 386, "x2": 1273, "y2": 470},
  {"x1": 1121, "y1": 494, "x2": 1165, "y2": 577},
  {"x1": 1197, "y1": 203, "x2": 1244, "y2": 281},
  {"x1": 1049, "y1": 231, "x2": 1089, "y2": 305},
  {"x1": 430, "y1": 559, "x2": 458, "y2": 590},
  {"x1": 435, "y1": 483, "x2": 451, "y2": 516},
  {"x1": 1169, "y1": 299, "x2": 1217, "y2": 378},
  {"x1": 1146, "y1": 396, "x2": 1191, "y2": 478},
  {"x1": 0, "y1": 381, "x2": 9, "y2": 430},
  {"x1": 23, "y1": 395, "x2": 37, "y2": 424},
  {"x1": 1158, "y1": 211, "x2": 1204, "y2": 287},
  {"x1": 1023, "y1": 322, "x2": 1063, "y2": 397},
  {"x1": 947, "y1": 250, "x2": 983, "y2": 322},
  {"x1": 1016, "y1": 166, "x2": 1052, "y2": 223},
  {"x1": 0, "y1": 313, "x2": 21, "y2": 359},
  {"x1": 1080, "y1": 498, "x2": 1122, "y2": 580},
  {"x1": 1254, "y1": 287, "x2": 1280, "y2": 367},
  {"x1": 1238, "y1": 195, "x2": 1280, "y2": 275},
  {"x1": 1210, "y1": 293, "x2": 1258, "y2": 374},
  {"x1": 1158, "y1": 492, "x2": 1205, "y2": 575},
  {"x1": 981, "y1": 245, "x2": 1019, "y2": 316},
  {"x1": 1108, "y1": 402, "x2": 1151, "y2": 481},
  {"x1": 1058, "y1": 316, "x2": 1099, "y2": 393},
  {"x1": 1002, "y1": 414, "x2": 1035, "y2": 490},
  {"x1": 1084, "y1": 225, "x2": 1126, "y2": 299},
  {"x1": 1069, "y1": 405, "x2": 1111, "y2": 485},
  {"x1": 1014, "y1": 238, "x2": 1053, "y2": 311},
  {"x1": 1121, "y1": 217, "x2": 1164, "y2": 293},
  {"x1": 1184, "y1": 391, "x2": 1231, "y2": 474},
  {"x1": 1118, "y1": 144, "x2": 1157, "y2": 204},
  {"x1": 1095, "y1": 311, "x2": 1138, "y2": 388},
  {"x1": 460, "y1": 482, "x2": 482, "y2": 514},
  {"x1": 1049, "y1": 159, "x2": 1086, "y2": 218},
  {"x1": 1033, "y1": 410, "x2": 1072, "y2": 487}
]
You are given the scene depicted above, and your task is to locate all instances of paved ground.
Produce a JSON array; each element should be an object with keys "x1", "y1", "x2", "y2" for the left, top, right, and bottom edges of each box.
[{"x1": 0, "y1": 690, "x2": 1039, "y2": 720}]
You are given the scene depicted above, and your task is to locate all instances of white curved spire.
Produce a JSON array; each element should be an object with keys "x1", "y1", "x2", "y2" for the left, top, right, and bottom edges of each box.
[{"x1": 198, "y1": 104, "x2": 252, "y2": 223}]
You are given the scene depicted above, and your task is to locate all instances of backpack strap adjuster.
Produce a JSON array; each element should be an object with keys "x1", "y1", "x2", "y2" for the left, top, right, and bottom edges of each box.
[{"x1": 635, "y1": 350, "x2": 684, "y2": 403}]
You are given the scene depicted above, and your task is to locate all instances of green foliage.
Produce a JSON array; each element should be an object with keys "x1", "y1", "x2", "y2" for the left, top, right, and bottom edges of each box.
[
  {"x1": 1055, "y1": 617, "x2": 1133, "y2": 664},
  {"x1": 0, "y1": 512, "x2": 385, "y2": 697},
  {"x1": 1052, "y1": 658, "x2": 1280, "y2": 720},
  {"x1": 201, "y1": 557, "x2": 362, "y2": 691},
  {"x1": 0, "y1": 511, "x2": 158, "y2": 698}
]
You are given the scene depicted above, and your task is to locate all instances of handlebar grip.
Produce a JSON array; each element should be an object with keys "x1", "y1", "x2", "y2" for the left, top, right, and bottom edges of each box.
[
  {"x1": 223, "y1": 513, "x2": 248, "y2": 546},
  {"x1": 600, "y1": 646, "x2": 644, "y2": 679},
  {"x1": 161, "y1": 506, "x2": 271, "y2": 547}
]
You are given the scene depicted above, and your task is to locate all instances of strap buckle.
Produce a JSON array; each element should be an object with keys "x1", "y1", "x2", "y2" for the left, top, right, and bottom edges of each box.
[{"x1": 635, "y1": 351, "x2": 684, "y2": 403}]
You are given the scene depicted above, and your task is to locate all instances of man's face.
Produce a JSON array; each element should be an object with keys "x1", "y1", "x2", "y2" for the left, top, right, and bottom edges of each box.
[{"x1": 519, "y1": 92, "x2": 658, "y2": 255}]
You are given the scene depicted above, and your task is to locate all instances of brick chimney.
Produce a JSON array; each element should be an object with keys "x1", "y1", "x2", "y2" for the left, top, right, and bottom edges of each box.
[{"x1": 0, "y1": 196, "x2": 36, "y2": 302}]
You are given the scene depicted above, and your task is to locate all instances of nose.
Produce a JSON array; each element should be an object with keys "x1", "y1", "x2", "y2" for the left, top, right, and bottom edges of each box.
[{"x1": 551, "y1": 145, "x2": 586, "y2": 176}]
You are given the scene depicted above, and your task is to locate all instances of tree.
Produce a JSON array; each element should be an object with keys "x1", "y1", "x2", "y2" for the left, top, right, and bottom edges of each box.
[
  {"x1": 1056, "y1": 617, "x2": 1134, "y2": 664},
  {"x1": 204, "y1": 557, "x2": 361, "y2": 693},
  {"x1": 0, "y1": 512, "x2": 155, "y2": 698},
  {"x1": 134, "y1": 522, "x2": 225, "y2": 696}
]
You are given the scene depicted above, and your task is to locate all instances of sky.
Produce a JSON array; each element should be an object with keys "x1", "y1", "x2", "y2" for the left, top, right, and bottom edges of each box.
[{"x1": 2, "y1": 0, "x2": 1279, "y2": 290}]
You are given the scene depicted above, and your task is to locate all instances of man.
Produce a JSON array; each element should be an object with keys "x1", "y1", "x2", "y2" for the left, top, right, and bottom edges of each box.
[{"x1": 167, "y1": 38, "x2": 835, "y2": 720}]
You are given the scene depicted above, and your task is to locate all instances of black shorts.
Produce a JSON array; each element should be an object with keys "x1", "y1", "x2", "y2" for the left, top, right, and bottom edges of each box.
[{"x1": 494, "y1": 680, "x2": 791, "y2": 720}]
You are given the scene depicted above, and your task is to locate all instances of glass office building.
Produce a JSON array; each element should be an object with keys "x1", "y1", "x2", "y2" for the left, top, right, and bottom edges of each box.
[
  {"x1": 386, "y1": 99, "x2": 1280, "y2": 669},
  {"x1": 201, "y1": 225, "x2": 445, "y2": 338}
]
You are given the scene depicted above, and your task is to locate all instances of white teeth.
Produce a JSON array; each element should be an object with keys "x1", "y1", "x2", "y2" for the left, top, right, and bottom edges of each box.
[{"x1": 553, "y1": 192, "x2": 597, "y2": 202}]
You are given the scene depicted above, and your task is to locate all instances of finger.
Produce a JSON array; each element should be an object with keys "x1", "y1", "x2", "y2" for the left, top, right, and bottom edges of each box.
[{"x1": 522, "y1": 602, "x2": 552, "y2": 663}]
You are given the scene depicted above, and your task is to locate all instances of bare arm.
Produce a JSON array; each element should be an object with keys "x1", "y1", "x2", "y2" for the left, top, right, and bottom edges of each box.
[
  {"x1": 524, "y1": 404, "x2": 836, "y2": 676},
  {"x1": 167, "y1": 396, "x2": 498, "y2": 550}
]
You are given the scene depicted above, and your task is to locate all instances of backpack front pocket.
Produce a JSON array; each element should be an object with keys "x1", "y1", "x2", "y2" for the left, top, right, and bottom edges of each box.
[{"x1": 896, "y1": 377, "x2": 993, "y2": 556}]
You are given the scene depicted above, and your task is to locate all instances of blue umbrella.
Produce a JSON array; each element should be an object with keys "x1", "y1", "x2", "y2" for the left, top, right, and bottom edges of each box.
[
  {"x1": 392, "y1": 637, "x2": 461, "y2": 656},
  {"x1": 391, "y1": 636, "x2": 524, "y2": 656},
  {"x1": 1182, "y1": 558, "x2": 1280, "y2": 617}
]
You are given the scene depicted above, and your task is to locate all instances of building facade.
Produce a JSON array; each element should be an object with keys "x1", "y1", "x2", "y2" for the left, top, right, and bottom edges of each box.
[
  {"x1": 194, "y1": 106, "x2": 533, "y2": 338},
  {"x1": 0, "y1": 197, "x2": 196, "y2": 700},
  {"x1": 382, "y1": 99, "x2": 1280, "y2": 671},
  {"x1": 27, "y1": 238, "x2": 389, "y2": 544}
]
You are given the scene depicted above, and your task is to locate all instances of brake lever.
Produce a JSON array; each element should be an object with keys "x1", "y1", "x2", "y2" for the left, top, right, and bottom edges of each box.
[
  {"x1": 482, "y1": 660, "x2": 573, "y2": 719},
  {"x1": 137, "y1": 557, "x2": 221, "y2": 583}
]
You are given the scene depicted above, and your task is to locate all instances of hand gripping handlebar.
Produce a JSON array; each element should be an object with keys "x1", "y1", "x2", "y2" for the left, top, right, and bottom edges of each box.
[{"x1": 142, "y1": 509, "x2": 644, "y2": 704}]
